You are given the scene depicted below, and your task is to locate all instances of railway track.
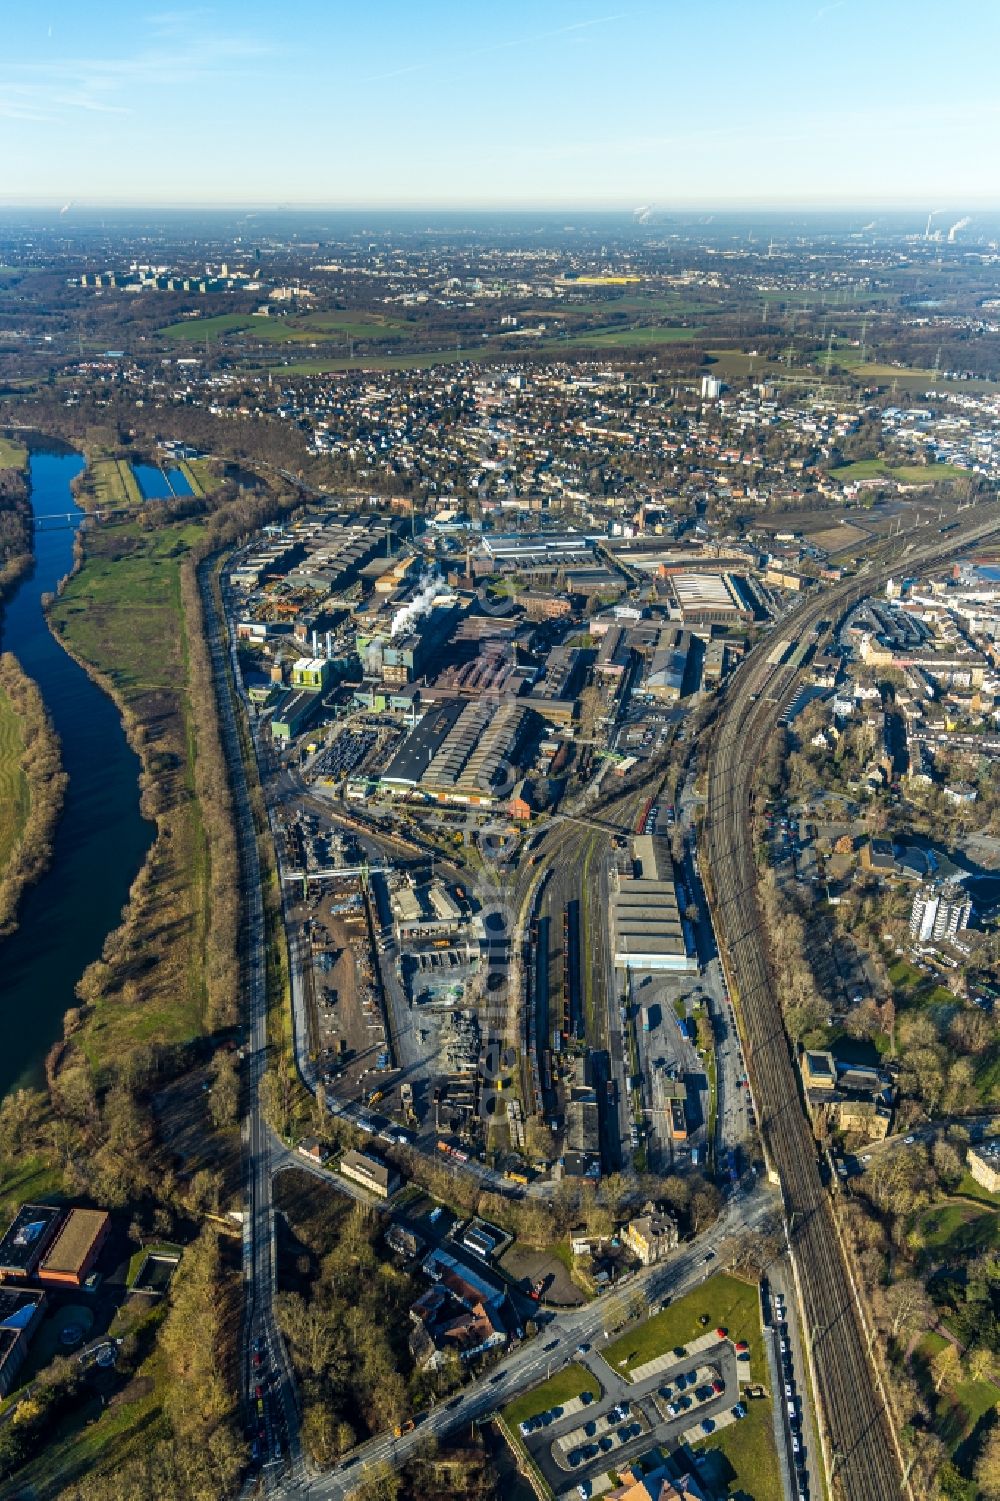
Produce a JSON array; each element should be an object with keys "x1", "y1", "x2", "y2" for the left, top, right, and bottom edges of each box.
[{"x1": 701, "y1": 505, "x2": 1000, "y2": 1500}]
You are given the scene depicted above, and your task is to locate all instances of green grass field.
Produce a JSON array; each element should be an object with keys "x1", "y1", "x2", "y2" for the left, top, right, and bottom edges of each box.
[
  {"x1": 159, "y1": 309, "x2": 408, "y2": 344},
  {"x1": 913, "y1": 1331, "x2": 1000, "y2": 1457},
  {"x1": 87, "y1": 458, "x2": 142, "y2": 508},
  {"x1": 696, "y1": 1398, "x2": 784, "y2": 1501},
  {"x1": 48, "y1": 520, "x2": 209, "y2": 1070},
  {"x1": 831, "y1": 458, "x2": 970, "y2": 485},
  {"x1": 181, "y1": 457, "x2": 224, "y2": 496},
  {"x1": 0, "y1": 1155, "x2": 64, "y2": 1224},
  {"x1": 916, "y1": 1200, "x2": 999, "y2": 1259},
  {"x1": 559, "y1": 294, "x2": 716, "y2": 316},
  {"x1": 604, "y1": 1273, "x2": 766, "y2": 1382},
  {"x1": 956, "y1": 1171, "x2": 1000, "y2": 1208},
  {"x1": 888, "y1": 959, "x2": 960, "y2": 1013},
  {"x1": 0, "y1": 434, "x2": 28, "y2": 469},
  {"x1": 4, "y1": 1345, "x2": 172, "y2": 1499},
  {"x1": 0, "y1": 684, "x2": 29, "y2": 881},
  {"x1": 603, "y1": 1274, "x2": 779, "y2": 1501},
  {"x1": 502, "y1": 1363, "x2": 601, "y2": 1430}
]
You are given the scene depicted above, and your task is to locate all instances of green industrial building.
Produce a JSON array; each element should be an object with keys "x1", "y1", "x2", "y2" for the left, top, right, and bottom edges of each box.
[{"x1": 271, "y1": 688, "x2": 322, "y2": 742}]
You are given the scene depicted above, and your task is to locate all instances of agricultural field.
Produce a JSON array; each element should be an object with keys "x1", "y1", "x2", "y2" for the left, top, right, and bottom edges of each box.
[
  {"x1": 272, "y1": 345, "x2": 493, "y2": 377},
  {"x1": 0, "y1": 683, "x2": 29, "y2": 884},
  {"x1": 557, "y1": 323, "x2": 703, "y2": 349}
]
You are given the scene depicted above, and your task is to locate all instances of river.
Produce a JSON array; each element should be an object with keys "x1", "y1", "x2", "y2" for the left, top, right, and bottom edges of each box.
[{"x1": 0, "y1": 447, "x2": 154, "y2": 1095}]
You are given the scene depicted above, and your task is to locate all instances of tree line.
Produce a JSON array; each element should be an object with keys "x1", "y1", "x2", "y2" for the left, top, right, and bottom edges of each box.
[
  {"x1": 0, "y1": 651, "x2": 68, "y2": 936},
  {"x1": 0, "y1": 464, "x2": 32, "y2": 611}
]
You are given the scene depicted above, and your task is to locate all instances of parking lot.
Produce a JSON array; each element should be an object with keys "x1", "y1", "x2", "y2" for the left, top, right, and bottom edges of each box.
[{"x1": 519, "y1": 1333, "x2": 753, "y2": 1496}]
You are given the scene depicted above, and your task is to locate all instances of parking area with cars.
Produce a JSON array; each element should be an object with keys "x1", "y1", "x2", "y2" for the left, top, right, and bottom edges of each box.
[
  {"x1": 515, "y1": 1330, "x2": 754, "y2": 1497},
  {"x1": 763, "y1": 1271, "x2": 820, "y2": 1501}
]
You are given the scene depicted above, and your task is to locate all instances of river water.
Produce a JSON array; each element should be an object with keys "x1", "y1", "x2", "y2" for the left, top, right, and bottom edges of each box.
[{"x1": 0, "y1": 448, "x2": 153, "y2": 1095}]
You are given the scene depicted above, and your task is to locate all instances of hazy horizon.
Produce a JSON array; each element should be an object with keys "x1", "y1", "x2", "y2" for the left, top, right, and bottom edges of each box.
[{"x1": 5, "y1": 0, "x2": 998, "y2": 208}]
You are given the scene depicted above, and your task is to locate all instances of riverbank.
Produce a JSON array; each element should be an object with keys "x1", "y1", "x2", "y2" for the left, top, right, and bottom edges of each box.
[
  {"x1": 0, "y1": 652, "x2": 68, "y2": 938},
  {"x1": 0, "y1": 446, "x2": 155, "y2": 1099},
  {"x1": 0, "y1": 434, "x2": 31, "y2": 612},
  {"x1": 0, "y1": 450, "x2": 305, "y2": 1499}
]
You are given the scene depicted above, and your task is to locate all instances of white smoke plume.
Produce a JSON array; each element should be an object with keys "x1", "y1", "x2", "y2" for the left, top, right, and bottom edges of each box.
[
  {"x1": 390, "y1": 569, "x2": 447, "y2": 638},
  {"x1": 947, "y1": 216, "x2": 971, "y2": 242}
]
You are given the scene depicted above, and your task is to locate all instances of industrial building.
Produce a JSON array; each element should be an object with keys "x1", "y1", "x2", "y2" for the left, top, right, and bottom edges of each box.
[
  {"x1": 382, "y1": 697, "x2": 532, "y2": 806},
  {"x1": 564, "y1": 1058, "x2": 600, "y2": 1167},
  {"x1": 391, "y1": 880, "x2": 466, "y2": 942},
  {"x1": 291, "y1": 656, "x2": 332, "y2": 691},
  {"x1": 356, "y1": 596, "x2": 462, "y2": 685},
  {"x1": 612, "y1": 836, "x2": 697, "y2": 973},
  {"x1": 479, "y1": 531, "x2": 600, "y2": 567},
  {"x1": 668, "y1": 572, "x2": 755, "y2": 628},
  {"x1": 643, "y1": 627, "x2": 693, "y2": 701},
  {"x1": 282, "y1": 519, "x2": 396, "y2": 595},
  {"x1": 270, "y1": 686, "x2": 324, "y2": 743}
]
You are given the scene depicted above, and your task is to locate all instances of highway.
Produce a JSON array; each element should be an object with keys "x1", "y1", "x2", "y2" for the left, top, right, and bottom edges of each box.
[{"x1": 700, "y1": 505, "x2": 1000, "y2": 1501}]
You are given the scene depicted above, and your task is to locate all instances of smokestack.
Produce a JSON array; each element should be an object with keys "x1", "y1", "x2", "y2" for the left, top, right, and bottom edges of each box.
[
  {"x1": 312, "y1": 629, "x2": 318, "y2": 656},
  {"x1": 325, "y1": 631, "x2": 333, "y2": 659},
  {"x1": 390, "y1": 569, "x2": 448, "y2": 638},
  {"x1": 365, "y1": 638, "x2": 385, "y2": 677}
]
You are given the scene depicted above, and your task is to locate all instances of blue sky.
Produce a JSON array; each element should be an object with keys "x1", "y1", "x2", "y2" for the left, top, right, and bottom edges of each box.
[{"x1": 2, "y1": 1, "x2": 998, "y2": 206}]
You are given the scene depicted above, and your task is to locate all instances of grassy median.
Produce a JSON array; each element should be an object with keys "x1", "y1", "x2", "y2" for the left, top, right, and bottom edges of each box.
[{"x1": 502, "y1": 1363, "x2": 602, "y2": 1431}]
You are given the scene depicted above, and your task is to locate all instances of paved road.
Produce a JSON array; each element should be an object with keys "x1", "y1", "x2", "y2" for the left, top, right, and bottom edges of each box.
[{"x1": 278, "y1": 1184, "x2": 779, "y2": 1499}]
